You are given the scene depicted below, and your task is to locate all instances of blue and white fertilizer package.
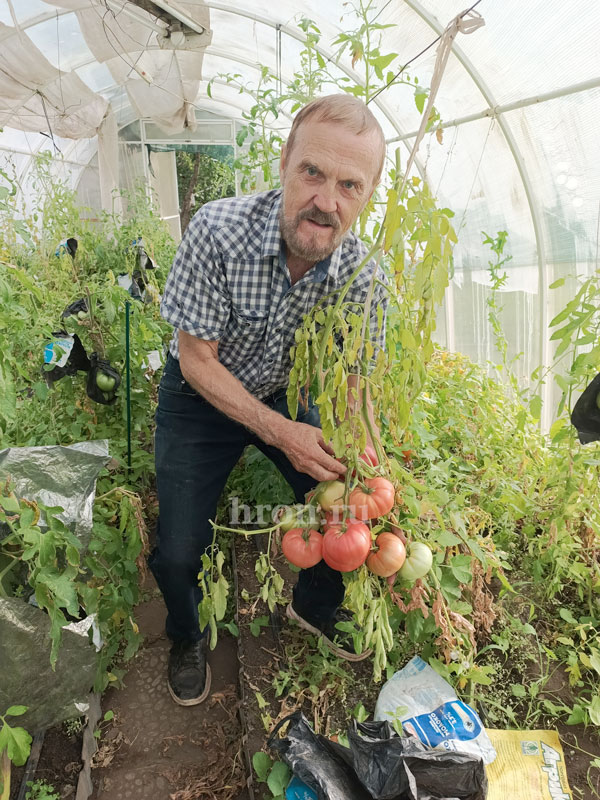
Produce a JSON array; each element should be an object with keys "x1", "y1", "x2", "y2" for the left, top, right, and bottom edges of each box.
[{"x1": 374, "y1": 656, "x2": 497, "y2": 765}]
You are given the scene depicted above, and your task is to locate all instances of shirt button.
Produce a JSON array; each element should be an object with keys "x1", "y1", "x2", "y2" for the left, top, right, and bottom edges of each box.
[
  {"x1": 267, "y1": 358, "x2": 274, "y2": 363},
  {"x1": 275, "y1": 326, "x2": 282, "y2": 333}
]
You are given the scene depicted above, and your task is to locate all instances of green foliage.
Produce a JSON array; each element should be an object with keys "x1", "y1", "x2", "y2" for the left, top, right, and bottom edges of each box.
[
  {"x1": 210, "y1": 66, "x2": 284, "y2": 193},
  {"x1": 175, "y1": 150, "x2": 235, "y2": 220},
  {"x1": 25, "y1": 780, "x2": 61, "y2": 800},
  {"x1": 252, "y1": 751, "x2": 291, "y2": 800},
  {"x1": 0, "y1": 706, "x2": 31, "y2": 766},
  {"x1": 0, "y1": 705, "x2": 32, "y2": 800},
  {"x1": 0, "y1": 160, "x2": 172, "y2": 715}
]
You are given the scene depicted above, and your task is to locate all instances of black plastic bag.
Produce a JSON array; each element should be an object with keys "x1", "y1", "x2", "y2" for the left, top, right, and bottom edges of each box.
[
  {"x1": 43, "y1": 331, "x2": 91, "y2": 384},
  {"x1": 61, "y1": 297, "x2": 88, "y2": 321},
  {"x1": 86, "y1": 352, "x2": 121, "y2": 405},
  {"x1": 133, "y1": 237, "x2": 155, "y2": 271},
  {"x1": 571, "y1": 372, "x2": 600, "y2": 444},
  {"x1": 117, "y1": 272, "x2": 144, "y2": 301},
  {"x1": 55, "y1": 237, "x2": 78, "y2": 258},
  {"x1": 268, "y1": 712, "x2": 488, "y2": 800}
]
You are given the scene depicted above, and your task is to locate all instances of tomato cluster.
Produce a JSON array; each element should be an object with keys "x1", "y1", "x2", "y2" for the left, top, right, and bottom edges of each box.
[{"x1": 279, "y1": 447, "x2": 433, "y2": 582}]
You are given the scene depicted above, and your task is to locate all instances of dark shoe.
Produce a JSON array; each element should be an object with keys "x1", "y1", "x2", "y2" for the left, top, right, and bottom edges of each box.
[
  {"x1": 286, "y1": 603, "x2": 372, "y2": 662},
  {"x1": 167, "y1": 638, "x2": 212, "y2": 706}
]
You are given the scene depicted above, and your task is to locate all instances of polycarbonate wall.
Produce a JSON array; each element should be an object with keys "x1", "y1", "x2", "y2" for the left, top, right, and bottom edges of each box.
[{"x1": 0, "y1": 0, "x2": 599, "y2": 426}]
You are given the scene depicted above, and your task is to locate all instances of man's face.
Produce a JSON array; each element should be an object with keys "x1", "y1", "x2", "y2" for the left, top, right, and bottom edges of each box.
[{"x1": 279, "y1": 119, "x2": 381, "y2": 263}]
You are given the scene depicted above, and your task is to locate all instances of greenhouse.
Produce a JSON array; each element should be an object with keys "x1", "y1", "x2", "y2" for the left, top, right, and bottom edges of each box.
[{"x1": 0, "y1": 0, "x2": 599, "y2": 798}]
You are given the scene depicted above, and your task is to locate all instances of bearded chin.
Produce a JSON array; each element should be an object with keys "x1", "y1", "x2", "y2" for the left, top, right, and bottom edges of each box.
[{"x1": 280, "y1": 212, "x2": 343, "y2": 263}]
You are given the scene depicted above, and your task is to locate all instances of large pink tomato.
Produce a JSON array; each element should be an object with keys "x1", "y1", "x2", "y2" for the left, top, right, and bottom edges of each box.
[
  {"x1": 366, "y1": 533, "x2": 407, "y2": 577},
  {"x1": 322, "y1": 519, "x2": 371, "y2": 572},
  {"x1": 348, "y1": 477, "x2": 395, "y2": 521},
  {"x1": 281, "y1": 528, "x2": 323, "y2": 569}
]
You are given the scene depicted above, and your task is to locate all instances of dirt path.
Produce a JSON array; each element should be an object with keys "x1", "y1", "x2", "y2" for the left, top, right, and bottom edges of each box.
[{"x1": 90, "y1": 584, "x2": 249, "y2": 800}]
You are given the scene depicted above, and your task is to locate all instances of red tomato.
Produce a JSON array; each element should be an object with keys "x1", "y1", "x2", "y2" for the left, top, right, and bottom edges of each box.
[
  {"x1": 322, "y1": 519, "x2": 371, "y2": 572},
  {"x1": 348, "y1": 477, "x2": 395, "y2": 521},
  {"x1": 366, "y1": 532, "x2": 407, "y2": 577},
  {"x1": 281, "y1": 528, "x2": 323, "y2": 569}
]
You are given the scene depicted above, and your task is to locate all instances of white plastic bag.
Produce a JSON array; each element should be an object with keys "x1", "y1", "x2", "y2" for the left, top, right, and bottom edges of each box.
[{"x1": 374, "y1": 656, "x2": 497, "y2": 765}]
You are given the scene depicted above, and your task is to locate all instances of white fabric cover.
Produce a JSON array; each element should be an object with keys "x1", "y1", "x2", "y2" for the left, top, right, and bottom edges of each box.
[
  {"x1": 97, "y1": 105, "x2": 122, "y2": 214},
  {"x1": 42, "y1": 0, "x2": 211, "y2": 133},
  {"x1": 0, "y1": 21, "x2": 107, "y2": 138}
]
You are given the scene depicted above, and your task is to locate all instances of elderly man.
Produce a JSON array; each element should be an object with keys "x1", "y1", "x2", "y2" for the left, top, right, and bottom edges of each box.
[{"x1": 150, "y1": 94, "x2": 388, "y2": 706}]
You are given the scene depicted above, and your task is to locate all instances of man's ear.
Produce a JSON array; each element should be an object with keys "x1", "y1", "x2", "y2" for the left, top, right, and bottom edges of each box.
[{"x1": 279, "y1": 142, "x2": 287, "y2": 183}]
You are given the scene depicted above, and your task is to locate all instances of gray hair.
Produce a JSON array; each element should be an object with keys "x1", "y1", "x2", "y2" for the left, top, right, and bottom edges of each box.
[{"x1": 285, "y1": 94, "x2": 386, "y2": 185}]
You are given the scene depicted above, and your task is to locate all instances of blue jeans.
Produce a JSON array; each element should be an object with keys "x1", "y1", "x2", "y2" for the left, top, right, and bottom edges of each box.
[{"x1": 149, "y1": 354, "x2": 345, "y2": 642}]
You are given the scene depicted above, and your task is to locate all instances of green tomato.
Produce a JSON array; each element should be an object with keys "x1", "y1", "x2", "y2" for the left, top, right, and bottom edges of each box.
[
  {"x1": 316, "y1": 480, "x2": 346, "y2": 512},
  {"x1": 96, "y1": 372, "x2": 116, "y2": 392},
  {"x1": 77, "y1": 310, "x2": 88, "y2": 320},
  {"x1": 278, "y1": 504, "x2": 315, "y2": 532},
  {"x1": 397, "y1": 542, "x2": 433, "y2": 582},
  {"x1": 279, "y1": 507, "x2": 301, "y2": 533}
]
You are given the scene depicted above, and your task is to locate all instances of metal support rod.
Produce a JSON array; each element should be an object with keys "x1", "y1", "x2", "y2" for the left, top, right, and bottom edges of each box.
[
  {"x1": 125, "y1": 300, "x2": 132, "y2": 471},
  {"x1": 387, "y1": 76, "x2": 600, "y2": 143},
  {"x1": 141, "y1": 0, "x2": 208, "y2": 36},
  {"x1": 104, "y1": 0, "x2": 166, "y2": 34}
]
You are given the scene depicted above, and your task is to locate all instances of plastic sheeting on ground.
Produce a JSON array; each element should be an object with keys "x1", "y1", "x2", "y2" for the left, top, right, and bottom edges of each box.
[{"x1": 0, "y1": 441, "x2": 109, "y2": 731}]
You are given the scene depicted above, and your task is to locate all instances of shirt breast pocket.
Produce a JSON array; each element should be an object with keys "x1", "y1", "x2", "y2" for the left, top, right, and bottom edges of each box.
[{"x1": 221, "y1": 307, "x2": 269, "y2": 359}]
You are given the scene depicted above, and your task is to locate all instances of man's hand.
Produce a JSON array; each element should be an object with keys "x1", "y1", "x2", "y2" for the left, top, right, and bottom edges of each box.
[{"x1": 274, "y1": 419, "x2": 347, "y2": 482}]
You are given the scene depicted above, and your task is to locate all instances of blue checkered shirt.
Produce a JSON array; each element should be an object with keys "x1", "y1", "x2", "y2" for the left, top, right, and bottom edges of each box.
[{"x1": 161, "y1": 189, "x2": 388, "y2": 399}]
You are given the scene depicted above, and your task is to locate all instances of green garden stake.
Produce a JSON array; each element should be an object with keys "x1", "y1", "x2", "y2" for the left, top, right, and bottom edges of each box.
[{"x1": 125, "y1": 300, "x2": 132, "y2": 471}]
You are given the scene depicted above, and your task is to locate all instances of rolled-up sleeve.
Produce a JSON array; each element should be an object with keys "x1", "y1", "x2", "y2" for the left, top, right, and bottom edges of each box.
[{"x1": 160, "y1": 210, "x2": 231, "y2": 340}]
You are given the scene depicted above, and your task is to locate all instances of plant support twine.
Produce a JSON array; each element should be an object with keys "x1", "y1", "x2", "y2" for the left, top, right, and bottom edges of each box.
[{"x1": 397, "y1": 8, "x2": 485, "y2": 199}]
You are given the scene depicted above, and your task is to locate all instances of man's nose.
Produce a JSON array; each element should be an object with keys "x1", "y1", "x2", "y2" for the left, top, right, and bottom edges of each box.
[{"x1": 313, "y1": 182, "x2": 337, "y2": 214}]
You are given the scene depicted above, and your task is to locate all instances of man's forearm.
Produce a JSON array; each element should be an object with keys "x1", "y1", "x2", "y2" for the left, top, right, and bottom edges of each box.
[{"x1": 179, "y1": 342, "x2": 289, "y2": 447}]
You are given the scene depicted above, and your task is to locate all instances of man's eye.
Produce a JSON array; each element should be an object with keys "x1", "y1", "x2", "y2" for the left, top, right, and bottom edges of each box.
[
  {"x1": 343, "y1": 180, "x2": 356, "y2": 190},
  {"x1": 306, "y1": 166, "x2": 318, "y2": 176}
]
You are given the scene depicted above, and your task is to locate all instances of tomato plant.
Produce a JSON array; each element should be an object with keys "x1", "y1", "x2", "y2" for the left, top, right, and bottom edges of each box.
[
  {"x1": 277, "y1": 504, "x2": 315, "y2": 532},
  {"x1": 360, "y1": 445, "x2": 378, "y2": 467},
  {"x1": 281, "y1": 528, "x2": 323, "y2": 568}
]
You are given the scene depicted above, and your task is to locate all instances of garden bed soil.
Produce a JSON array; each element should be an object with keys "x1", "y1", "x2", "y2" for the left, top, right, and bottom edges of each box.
[
  {"x1": 233, "y1": 532, "x2": 381, "y2": 791},
  {"x1": 9, "y1": 725, "x2": 83, "y2": 800}
]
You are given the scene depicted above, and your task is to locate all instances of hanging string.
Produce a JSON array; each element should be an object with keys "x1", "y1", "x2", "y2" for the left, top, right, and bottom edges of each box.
[
  {"x1": 456, "y1": 116, "x2": 495, "y2": 236},
  {"x1": 435, "y1": 123, "x2": 460, "y2": 198},
  {"x1": 389, "y1": 7, "x2": 485, "y2": 201}
]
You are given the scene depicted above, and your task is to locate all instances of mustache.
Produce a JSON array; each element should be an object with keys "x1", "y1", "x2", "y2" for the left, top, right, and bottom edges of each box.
[{"x1": 297, "y1": 207, "x2": 341, "y2": 229}]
